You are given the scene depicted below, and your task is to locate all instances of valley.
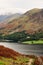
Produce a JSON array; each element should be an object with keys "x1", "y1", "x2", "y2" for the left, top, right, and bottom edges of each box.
[{"x1": 0, "y1": 8, "x2": 43, "y2": 44}]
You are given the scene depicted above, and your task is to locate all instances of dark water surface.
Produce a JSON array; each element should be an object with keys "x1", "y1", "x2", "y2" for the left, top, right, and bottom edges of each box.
[{"x1": 0, "y1": 42, "x2": 43, "y2": 56}]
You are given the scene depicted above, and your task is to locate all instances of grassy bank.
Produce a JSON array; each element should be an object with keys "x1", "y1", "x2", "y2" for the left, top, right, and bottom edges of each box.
[{"x1": 22, "y1": 40, "x2": 43, "y2": 44}]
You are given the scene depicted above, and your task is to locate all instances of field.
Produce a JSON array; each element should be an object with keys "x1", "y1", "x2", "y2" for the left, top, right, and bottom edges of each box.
[{"x1": 22, "y1": 40, "x2": 43, "y2": 44}]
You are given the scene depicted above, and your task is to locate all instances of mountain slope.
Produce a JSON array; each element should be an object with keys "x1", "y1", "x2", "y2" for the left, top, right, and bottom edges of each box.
[
  {"x1": 0, "y1": 8, "x2": 43, "y2": 35},
  {"x1": 0, "y1": 15, "x2": 9, "y2": 22},
  {"x1": 0, "y1": 13, "x2": 21, "y2": 22}
]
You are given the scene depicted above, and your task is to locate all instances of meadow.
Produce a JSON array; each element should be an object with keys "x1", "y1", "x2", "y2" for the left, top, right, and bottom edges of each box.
[{"x1": 22, "y1": 40, "x2": 43, "y2": 44}]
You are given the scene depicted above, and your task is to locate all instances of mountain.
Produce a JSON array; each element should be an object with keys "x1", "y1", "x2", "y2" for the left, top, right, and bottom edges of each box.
[
  {"x1": 0, "y1": 8, "x2": 43, "y2": 35},
  {"x1": 0, "y1": 13, "x2": 22, "y2": 22},
  {"x1": 0, "y1": 15, "x2": 9, "y2": 22}
]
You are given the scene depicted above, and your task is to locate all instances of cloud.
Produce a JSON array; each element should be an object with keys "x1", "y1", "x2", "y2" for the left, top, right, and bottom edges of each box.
[
  {"x1": 0, "y1": 8, "x2": 26, "y2": 15},
  {"x1": 0, "y1": 0, "x2": 43, "y2": 14}
]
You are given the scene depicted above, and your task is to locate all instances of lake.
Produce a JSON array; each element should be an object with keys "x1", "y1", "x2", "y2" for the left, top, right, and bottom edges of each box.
[{"x1": 0, "y1": 42, "x2": 43, "y2": 56}]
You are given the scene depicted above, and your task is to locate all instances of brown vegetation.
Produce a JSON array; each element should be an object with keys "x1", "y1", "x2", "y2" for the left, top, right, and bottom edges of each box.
[
  {"x1": 0, "y1": 8, "x2": 43, "y2": 35},
  {"x1": 0, "y1": 45, "x2": 43, "y2": 65},
  {"x1": 0, "y1": 45, "x2": 21, "y2": 59}
]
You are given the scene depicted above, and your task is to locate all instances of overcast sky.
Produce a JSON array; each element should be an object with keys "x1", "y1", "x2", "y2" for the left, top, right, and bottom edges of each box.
[{"x1": 0, "y1": 0, "x2": 43, "y2": 15}]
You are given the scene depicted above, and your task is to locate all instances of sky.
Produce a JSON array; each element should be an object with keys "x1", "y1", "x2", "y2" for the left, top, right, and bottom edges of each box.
[{"x1": 0, "y1": 0, "x2": 43, "y2": 15}]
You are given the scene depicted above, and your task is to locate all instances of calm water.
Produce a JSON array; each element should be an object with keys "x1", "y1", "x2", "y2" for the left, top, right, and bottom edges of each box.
[{"x1": 0, "y1": 42, "x2": 43, "y2": 56}]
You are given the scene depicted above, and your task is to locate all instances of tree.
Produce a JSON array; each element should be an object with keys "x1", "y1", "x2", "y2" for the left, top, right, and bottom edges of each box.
[{"x1": 5, "y1": 32, "x2": 28, "y2": 42}]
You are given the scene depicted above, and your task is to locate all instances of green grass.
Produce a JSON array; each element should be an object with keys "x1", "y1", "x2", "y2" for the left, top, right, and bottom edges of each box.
[
  {"x1": 14, "y1": 56, "x2": 29, "y2": 63},
  {"x1": 22, "y1": 40, "x2": 43, "y2": 44},
  {"x1": 0, "y1": 56, "x2": 14, "y2": 65},
  {"x1": 0, "y1": 56, "x2": 35, "y2": 65}
]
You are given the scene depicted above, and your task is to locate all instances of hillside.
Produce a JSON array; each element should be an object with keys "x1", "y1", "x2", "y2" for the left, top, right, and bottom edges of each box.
[
  {"x1": 0, "y1": 13, "x2": 21, "y2": 22},
  {"x1": 0, "y1": 8, "x2": 43, "y2": 35},
  {"x1": 0, "y1": 45, "x2": 43, "y2": 65}
]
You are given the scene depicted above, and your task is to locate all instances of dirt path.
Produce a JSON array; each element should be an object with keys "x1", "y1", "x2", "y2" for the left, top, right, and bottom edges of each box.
[{"x1": 28, "y1": 59, "x2": 34, "y2": 65}]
